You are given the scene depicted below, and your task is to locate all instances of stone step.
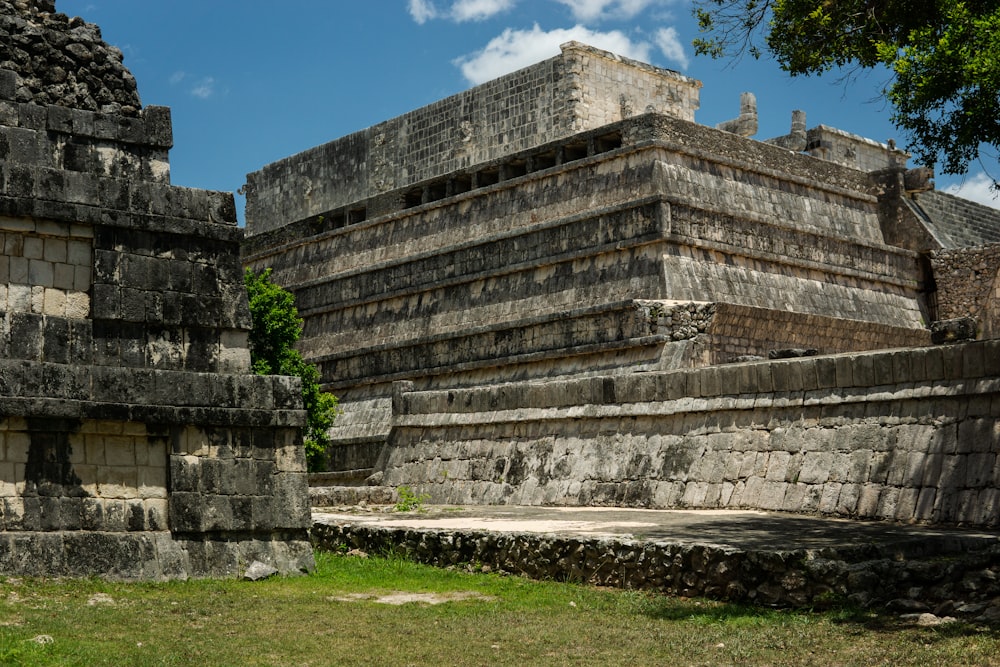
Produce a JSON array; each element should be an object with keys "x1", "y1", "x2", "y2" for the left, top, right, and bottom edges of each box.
[
  {"x1": 310, "y1": 485, "x2": 396, "y2": 508},
  {"x1": 308, "y1": 469, "x2": 376, "y2": 487}
]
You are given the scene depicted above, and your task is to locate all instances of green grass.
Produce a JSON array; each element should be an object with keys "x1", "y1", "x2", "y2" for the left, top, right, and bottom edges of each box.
[{"x1": 0, "y1": 551, "x2": 997, "y2": 666}]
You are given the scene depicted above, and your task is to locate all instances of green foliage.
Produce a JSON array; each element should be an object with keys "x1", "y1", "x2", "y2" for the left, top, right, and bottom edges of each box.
[
  {"x1": 886, "y1": 4, "x2": 1000, "y2": 176},
  {"x1": 693, "y1": 0, "x2": 1000, "y2": 184},
  {"x1": 393, "y1": 485, "x2": 430, "y2": 512},
  {"x1": 244, "y1": 268, "x2": 338, "y2": 471}
]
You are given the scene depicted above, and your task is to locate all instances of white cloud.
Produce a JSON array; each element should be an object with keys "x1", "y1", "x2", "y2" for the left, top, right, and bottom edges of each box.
[
  {"x1": 455, "y1": 23, "x2": 651, "y2": 84},
  {"x1": 409, "y1": 0, "x2": 438, "y2": 23},
  {"x1": 944, "y1": 172, "x2": 1000, "y2": 209},
  {"x1": 451, "y1": 0, "x2": 516, "y2": 22},
  {"x1": 654, "y1": 26, "x2": 687, "y2": 69},
  {"x1": 411, "y1": 0, "x2": 515, "y2": 23},
  {"x1": 554, "y1": 0, "x2": 658, "y2": 22},
  {"x1": 190, "y1": 76, "x2": 216, "y2": 99},
  {"x1": 168, "y1": 70, "x2": 186, "y2": 85}
]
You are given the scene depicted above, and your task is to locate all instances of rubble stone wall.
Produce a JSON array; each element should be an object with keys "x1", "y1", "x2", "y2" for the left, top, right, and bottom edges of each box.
[
  {"x1": 0, "y1": 0, "x2": 142, "y2": 114},
  {"x1": 931, "y1": 244, "x2": 1000, "y2": 339},
  {"x1": 313, "y1": 520, "x2": 1000, "y2": 608},
  {"x1": 381, "y1": 340, "x2": 1000, "y2": 527}
]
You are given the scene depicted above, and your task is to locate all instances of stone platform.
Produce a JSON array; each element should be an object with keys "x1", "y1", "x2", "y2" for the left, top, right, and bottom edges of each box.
[{"x1": 312, "y1": 505, "x2": 1000, "y2": 613}]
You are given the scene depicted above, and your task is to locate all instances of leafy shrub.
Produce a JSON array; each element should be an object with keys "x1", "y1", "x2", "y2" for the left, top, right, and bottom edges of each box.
[
  {"x1": 394, "y1": 486, "x2": 430, "y2": 512},
  {"x1": 244, "y1": 268, "x2": 338, "y2": 472}
]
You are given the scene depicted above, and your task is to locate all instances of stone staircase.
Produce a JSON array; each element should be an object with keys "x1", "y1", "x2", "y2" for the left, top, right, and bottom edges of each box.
[{"x1": 308, "y1": 470, "x2": 396, "y2": 507}]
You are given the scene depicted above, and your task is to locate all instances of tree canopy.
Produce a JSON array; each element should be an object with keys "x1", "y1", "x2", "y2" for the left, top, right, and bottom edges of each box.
[
  {"x1": 244, "y1": 268, "x2": 338, "y2": 472},
  {"x1": 694, "y1": 0, "x2": 1000, "y2": 182}
]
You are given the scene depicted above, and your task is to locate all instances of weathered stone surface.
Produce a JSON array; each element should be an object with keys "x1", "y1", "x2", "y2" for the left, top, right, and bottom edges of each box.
[
  {"x1": 930, "y1": 317, "x2": 978, "y2": 344},
  {"x1": 347, "y1": 342, "x2": 1000, "y2": 527},
  {"x1": 242, "y1": 46, "x2": 962, "y2": 478},
  {"x1": 0, "y1": 1, "x2": 312, "y2": 579},
  {"x1": 243, "y1": 560, "x2": 279, "y2": 581},
  {"x1": 0, "y1": 0, "x2": 141, "y2": 114},
  {"x1": 244, "y1": 42, "x2": 701, "y2": 236}
]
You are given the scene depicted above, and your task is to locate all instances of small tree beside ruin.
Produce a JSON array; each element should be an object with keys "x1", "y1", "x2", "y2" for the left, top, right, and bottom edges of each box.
[{"x1": 244, "y1": 268, "x2": 338, "y2": 471}]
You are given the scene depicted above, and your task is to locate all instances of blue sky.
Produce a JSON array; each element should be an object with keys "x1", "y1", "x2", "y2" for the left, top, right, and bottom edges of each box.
[{"x1": 60, "y1": 0, "x2": 999, "y2": 222}]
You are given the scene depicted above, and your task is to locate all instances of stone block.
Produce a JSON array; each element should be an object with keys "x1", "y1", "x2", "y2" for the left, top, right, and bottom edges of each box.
[
  {"x1": 13, "y1": 533, "x2": 64, "y2": 575},
  {"x1": 773, "y1": 361, "x2": 804, "y2": 393},
  {"x1": 834, "y1": 355, "x2": 853, "y2": 387},
  {"x1": 966, "y1": 453, "x2": 995, "y2": 488},
  {"x1": 199, "y1": 458, "x2": 223, "y2": 494},
  {"x1": 680, "y1": 480, "x2": 708, "y2": 506},
  {"x1": 912, "y1": 486, "x2": 937, "y2": 521},
  {"x1": 797, "y1": 452, "x2": 831, "y2": 484},
  {"x1": 40, "y1": 316, "x2": 70, "y2": 363},
  {"x1": 976, "y1": 488, "x2": 1000, "y2": 526},
  {"x1": 143, "y1": 106, "x2": 173, "y2": 148},
  {"x1": 117, "y1": 116, "x2": 146, "y2": 144},
  {"x1": 884, "y1": 449, "x2": 911, "y2": 487},
  {"x1": 764, "y1": 451, "x2": 790, "y2": 481},
  {"x1": 853, "y1": 355, "x2": 875, "y2": 387},
  {"x1": 80, "y1": 497, "x2": 105, "y2": 531},
  {"x1": 124, "y1": 499, "x2": 149, "y2": 531},
  {"x1": 169, "y1": 455, "x2": 200, "y2": 493},
  {"x1": 758, "y1": 481, "x2": 787, "y2": 510},
  {"x1": 836, "y1": 483, "x2": 860, "y2": 515},
  {"x1": 741, "y1": 476, "x2": 764, "y2": 507},
  {"x1": 168, "y1": 492, "x2": 205, "y2": 532},
  {"x1": 845, "y1": 449, "x2": 871, "y2": 484},
  {"x1": 856, "y1": 484, "x2": 881, "y2": 517},
  {"x1": 0, "y1": 70, "x2": 15, "y2": 101},
  {"x1": 894, "y1": 488, "x2": 919, "y2": 521},
  {"x1": 875, "y1": 486, "x2": 899, "y2": 519},
  {"x1": 754, "y1": 363, "x2": 773, "y2": 393},
  {"x1": 818, "y1": 482, "x2": 842, "y2": 513},
  {"x1": 37, "y1": 496, "x2": 62, "y2": 530},
  {"x1": 958, "y1": 419, "x2": 996, "y2": 454},
  {"x1": 272, "y1": 472, "x2": 311, "y2": 529},
  {"x1": 9, "y1": 312, "x2": 43, "y2": 360}
]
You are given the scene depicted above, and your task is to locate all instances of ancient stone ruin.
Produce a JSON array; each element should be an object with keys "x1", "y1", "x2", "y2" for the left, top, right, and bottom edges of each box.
[
  {"x1": 245, "y1": 43, "x2": 1000, "y2": 527},
  {"x1": 3, "y1": 0, "x2": 999, "y2": 583},
  {"x1": 0, "y1": 0, "x2": 313, "y2": 578}
]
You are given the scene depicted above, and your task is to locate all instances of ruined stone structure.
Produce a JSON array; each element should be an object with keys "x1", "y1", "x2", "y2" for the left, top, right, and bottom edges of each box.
[
  {"x1": 245, "y1": 43, "x2": 1000, "y2": 525},
  {"x1": 0, "y1": 0, "x2": 313, "y2": 578}
]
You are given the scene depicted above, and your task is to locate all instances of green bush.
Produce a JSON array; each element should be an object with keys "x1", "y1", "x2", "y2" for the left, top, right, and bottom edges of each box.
[{"x1": 244, "y1": 268, "x2": 338, "y2": 472}]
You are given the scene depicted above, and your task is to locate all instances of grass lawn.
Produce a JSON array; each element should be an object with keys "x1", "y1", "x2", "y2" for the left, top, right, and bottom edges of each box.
[{"x1": 0, "y1": 550, "x2": 998, "y2": 666}]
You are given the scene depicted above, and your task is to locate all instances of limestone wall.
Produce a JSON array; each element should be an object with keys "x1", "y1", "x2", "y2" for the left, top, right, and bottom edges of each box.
[
  {"x1": 560, "y1": 41, "x2": 699, "y2": 131},
  {"x1": 380, "y1": 340, "x2": 1000, "y2": 527},
  {"x1": 0, "y1": 46, "x2": 312, "y2": 578},
  {"x1": 244, "y1": 43, "x2": 700, "y2": 236},
  {"x1": 0, "y1": 417, "x2": 167, "y2": 533},
  {"x1": 805, "y1": 125, "x2": 907, "y2": 172},
  {"x1": 0, "y1": 84, "x2": 172, "y2": 183},
  {"x1": 245, "y1": 114, "x2": 929, "y2": 405}
]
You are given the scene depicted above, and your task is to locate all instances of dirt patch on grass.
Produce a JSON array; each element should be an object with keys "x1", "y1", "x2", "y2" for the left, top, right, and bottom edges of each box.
[{"x1": 329, "y1": 591, "x2": 496, "y2": 605}]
